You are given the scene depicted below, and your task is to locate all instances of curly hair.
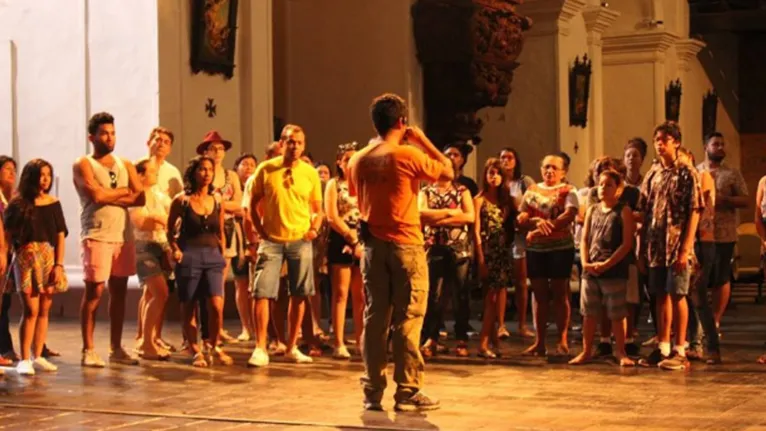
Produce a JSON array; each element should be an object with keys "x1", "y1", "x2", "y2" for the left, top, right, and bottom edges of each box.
[
  {"x1": 183, "y1": 156, "x2": 215, "y2": 195},
  {"x1": 6, "y1": 158, "x2": 54, "y2": 244},
  {"x1": 233, "y1": 152, "x2": 257, "y2": 171},
  {"x1": 87, "y1": 112, "x2": 114, "y2": 135}
]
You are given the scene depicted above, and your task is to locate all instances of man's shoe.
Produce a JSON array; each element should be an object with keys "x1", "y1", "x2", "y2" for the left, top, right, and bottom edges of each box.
[
  {"x1": 686, "y1": 345, "x2": 705, "y2": 361},
  {"x1": 247, "y1": 347, "x2": 269, "y2": 367},
  {"x1": 394, "y1": 392, "x2": 441, "y2": 412},
  {"x1": 659, "y1": 351, "x2": 690, "y2": 371},
  {"x1": 81, "y1": 350, "x2": 106, "y2": 368},
  {"x1": 363, "y1": 400, "x2": 383, "y2": 411},
  {"x1": 594, "y1": 342, "x2": 613, "y2": 358},
  {"x1": 638, "y1": 348, "x2": 667, "y2": 367}
]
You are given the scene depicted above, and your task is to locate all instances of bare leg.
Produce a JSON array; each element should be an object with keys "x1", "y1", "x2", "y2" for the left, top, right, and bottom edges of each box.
[
  {"x1": 523, "y1": 278, "x2": 549, "y2": 355},
  {"x1": 135, "y1": 288, "x2": 148, "y2": 341},
  {"x1": 139, "y1": 275, "x2": 169, "y2": 355},
  {"x1": 234, "y1": 277, "x2": 254, "y2": 338},
  {"x1": 513, "y1": 257, "x2": 532, "y2": 336},
  {"x1": 310, "y1": 272, "x2": 324, "y2": 336},
  {"x1": 612, "y1": 317, "x2": 634, "y2": 366},
  {"x1": 712, "y1": 282, "x2": 730, "y2": 328},
  {"x1": 33, "y1": 295, "x2": 53, "y2": 358},
  {"x1": 19, "y1": 292, "x2": 40, "y2": 360},
  {"x1": 672, "y1": 294, "x2": 689, "y2": 350},
  {"x1": 207, "y1": 295, "x2": 224, "y2": 351},
  {"x1": 331, "y1": 265, "x2": 351, "y2": 348},
  {"x1": 569, "y1": 316, "x2": 596, "y2": 364},
  {"x1": 656, "y1": 293, "x2": 673, "y2": 344},
  {"x1": 107, "y1": 276, "x2": 129, "y2": 351},
  {"x1": 479, "y1": 289, "x2": 497, "y2": 353},
  {"x1": 286, "y1": 296, "x2": 306, "y2": 351},
  {"x1": 181, "y1": 302, "x2": 200, "y2": 354},
  {"x1": 254, "y1": 298, "x2": 271, "y2": 350},
  {"x1": 551, "y1": 278, "x2": 571, "y2": 353},
  {"x1": 495, "y1": 287, "x2": 508, "y2": 335},
  {"x1": 272, "y1": 280, "x2": 288, "y2": 345},
  {"x1": 81, "y1": 281, "x2": 105, "y2": 351}
]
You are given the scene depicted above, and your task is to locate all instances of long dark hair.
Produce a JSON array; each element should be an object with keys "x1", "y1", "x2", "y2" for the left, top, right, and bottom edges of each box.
[
  {"x1": 499, "y1": 147, "x2": 523, "y2": 181},
  {"x1": 6, "y1": 159, "x2": 53, "y2": 243},
  {"x1": 481, "y1": 158, "x2": 515, "y2": 242},
  {"x1": 334, "y1": 142, "x2": 358, "y2": 180},
  {"x1": 183, "y1": 156, "x2": 215, "y2": 195}
]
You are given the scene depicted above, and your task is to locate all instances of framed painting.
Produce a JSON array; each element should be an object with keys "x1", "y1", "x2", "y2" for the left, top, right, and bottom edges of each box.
[
  {"x1": 190, "y1": 0, "x2": 239, "y2": 79},
  {"x1": 568, "y1": 55, "x2": 592, "y2": 128}
]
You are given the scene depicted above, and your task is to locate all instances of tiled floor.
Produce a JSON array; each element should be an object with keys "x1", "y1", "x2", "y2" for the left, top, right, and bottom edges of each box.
[{"x1": 2, "y1": 296, "x2": 766, "y2": 430}]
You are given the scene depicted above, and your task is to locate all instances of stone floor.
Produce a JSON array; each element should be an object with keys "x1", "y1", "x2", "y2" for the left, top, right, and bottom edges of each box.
[{"x1": 2, "y1": 293, "x2": 766, "y2": 430}]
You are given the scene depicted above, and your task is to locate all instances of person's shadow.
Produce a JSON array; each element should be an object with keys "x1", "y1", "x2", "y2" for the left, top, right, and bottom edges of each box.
[{"x1": 359, "y1": 409, "x2": 440, "y2": 431}]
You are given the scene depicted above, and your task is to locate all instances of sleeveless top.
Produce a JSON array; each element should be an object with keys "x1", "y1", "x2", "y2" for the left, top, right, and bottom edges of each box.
[
  {"x1": 77, "y1": 155, "x2": 133, "y2": 242},
  {"x1": 585, "y1": 202, "x2": 628, "y2": 279},
  {"x1": 179, "y1": 197, "x2": 222, "y2": 249},
  {"x1": 422, "y1": 183, "x2": 471, "y2": 260},
  {"x1": 335, "y1": 179, "x2": 360, "y2": 228}
]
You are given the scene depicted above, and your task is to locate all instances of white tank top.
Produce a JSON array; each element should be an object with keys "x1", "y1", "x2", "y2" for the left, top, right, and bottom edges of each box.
[{"x1": 77, "y1": 155, "x2": 134, "y2": 243}]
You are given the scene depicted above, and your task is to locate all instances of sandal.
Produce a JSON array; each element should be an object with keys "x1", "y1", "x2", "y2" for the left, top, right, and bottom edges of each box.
[
  {"x1": 141, "y1": 349, "x2": 171, "y2": 361},
  {"x1": 156, "y1": 339, "x2": 177, "y2": 353},
  {"x1": 212, "y1": 347, "x2": 234, "y2": 366},
  {"x1": 497, "y1": 326, "x2": 510, "y2": 340}
]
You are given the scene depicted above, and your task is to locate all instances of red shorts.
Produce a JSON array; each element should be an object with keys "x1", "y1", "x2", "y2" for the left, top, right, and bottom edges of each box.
[{"x1": 80, "y1": 239, "x2": 136, "y2": 283}]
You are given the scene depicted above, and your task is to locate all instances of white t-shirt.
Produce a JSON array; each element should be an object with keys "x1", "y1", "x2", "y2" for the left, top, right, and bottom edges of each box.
[
  {"x1": 241, "y1": 173, "x2": 256, "y2": 212},
  {"x1": 156, "y1": 160, "x2": 183, "y2": 199}
]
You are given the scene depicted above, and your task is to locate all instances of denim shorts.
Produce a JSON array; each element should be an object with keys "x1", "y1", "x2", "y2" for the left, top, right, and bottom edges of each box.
[
  {"x1": 174, "y1": 246, "x2": 226, "y2": 303},
  {"x1": 648, "y1": 266, "x2": 691, "y2": 296},
  {"x1": 136, "y1": 241, "x2": 171, "y2": 283},
  {"x1": 250, "y1": 239, "x2": 314, "y2": 299}
]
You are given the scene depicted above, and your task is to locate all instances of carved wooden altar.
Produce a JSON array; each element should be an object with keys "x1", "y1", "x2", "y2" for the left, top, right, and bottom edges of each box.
[{"x1": 412, "y1": 0, "x2": 532, "y2": 147}]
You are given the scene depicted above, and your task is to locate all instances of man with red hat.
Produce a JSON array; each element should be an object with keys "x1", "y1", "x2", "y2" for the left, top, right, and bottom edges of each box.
[{"x1": 247, "y1": 124, "x2": 323, "y2": 367}]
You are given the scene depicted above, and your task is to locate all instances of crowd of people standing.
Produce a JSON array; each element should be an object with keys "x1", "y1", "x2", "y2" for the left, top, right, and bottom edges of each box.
[{"x1": 0, "y1": 92, "x2": 764, "y2": 413}]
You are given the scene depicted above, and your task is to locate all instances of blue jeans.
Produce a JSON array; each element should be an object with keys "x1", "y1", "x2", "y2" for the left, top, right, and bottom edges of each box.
[
  {"x1": 251, "y1": 239, "x2": 314, "y2": 299},
  {"x1": 688, "y1": 242, "x2": 720, "y2": 352}
]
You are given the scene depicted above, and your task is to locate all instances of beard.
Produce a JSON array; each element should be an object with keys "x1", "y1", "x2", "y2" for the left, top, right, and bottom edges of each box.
[
  {"x1": 707, "y1": 152, "x2": 725, "y2": 163},
  {"x1": 94, "y1": 142, "x2": 114, "y2": 155}
]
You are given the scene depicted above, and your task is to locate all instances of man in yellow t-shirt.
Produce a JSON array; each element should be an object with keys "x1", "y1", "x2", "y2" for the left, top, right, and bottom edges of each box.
[{"x1": 246, "y1": 124, "x2": 323, "y2": 367}]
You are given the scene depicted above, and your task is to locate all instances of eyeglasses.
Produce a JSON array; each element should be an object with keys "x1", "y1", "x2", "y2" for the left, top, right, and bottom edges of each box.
[
  {"x1": 542, "y1": 164, "x2": 562, "y2": 172},
  {"x1": 208, "y1": 145, "x2": 226, "y2": 153},
  {"x1": 283, "y1": 168, "x2": 294, "y2": 188},
  {"x1": 109, "y1": 171, "x2": 117, "y2": 189}
]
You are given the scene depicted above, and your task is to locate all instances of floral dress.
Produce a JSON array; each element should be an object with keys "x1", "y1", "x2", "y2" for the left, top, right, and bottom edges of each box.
[{"x1": 480, "y1": 199, "x2": 511, "y2": 289}]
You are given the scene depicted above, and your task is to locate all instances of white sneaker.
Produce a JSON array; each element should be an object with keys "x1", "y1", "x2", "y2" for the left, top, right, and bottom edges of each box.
[
  {"x1": 247, "y1": 347, "x2": 269, "y2": 367},
  {"x1": 16, "y1": 359, "x2": 35, "y2": 376},
  {"x1": 109, "y1": 347, "x2": 139, "y2": 366},
  {"x1": 285, "y1": 346, "x2": 313, "y2": 364},
  {"x1": 33, "y1": 357, "x2": 58, "y2": 372},
  {"x1": 81, "y1": 350, "x2": 106, "y2": 368},
  {"x1": 333, "y1": 346, "x2": 351, "y2": 360}
]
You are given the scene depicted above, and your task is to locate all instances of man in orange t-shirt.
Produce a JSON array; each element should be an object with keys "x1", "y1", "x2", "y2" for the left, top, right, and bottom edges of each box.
[{"x1": 348, "y1": 93, "x2": 453, "y2": 413}]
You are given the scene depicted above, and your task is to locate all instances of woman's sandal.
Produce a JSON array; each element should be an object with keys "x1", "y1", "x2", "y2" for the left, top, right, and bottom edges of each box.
[
  {"x1": 192, "y1": 352, "x2": 208, "y2": 368},
  {"x1": 212, "y1": 348, "x2": 234, "y2": 366}
]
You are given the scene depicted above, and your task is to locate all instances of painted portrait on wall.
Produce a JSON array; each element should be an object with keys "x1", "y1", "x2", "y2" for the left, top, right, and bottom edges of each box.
[{"x1": 190, "y1": 0, "x2": 239, "y2": 79}]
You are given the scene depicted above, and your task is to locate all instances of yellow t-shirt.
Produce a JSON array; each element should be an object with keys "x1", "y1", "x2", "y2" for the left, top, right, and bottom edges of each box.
[{"x1": 252, "y1": 156, "x2": 321, "y2": 242}]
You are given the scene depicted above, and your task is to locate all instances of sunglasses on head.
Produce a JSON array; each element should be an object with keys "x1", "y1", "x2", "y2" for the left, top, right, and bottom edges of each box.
[{"x1": 283, "y1": 168, "x2": 294, "y2": 188}]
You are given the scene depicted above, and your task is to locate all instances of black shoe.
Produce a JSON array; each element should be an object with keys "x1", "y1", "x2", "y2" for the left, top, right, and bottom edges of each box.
[
  {"x1": 594, "y1": 342, "x2": 613, "y2": 358},
  {"x1": 686, "y1": 345, "x2": 704, "y2": 361},
  {"x1": 363, "y1": 400, "x2": 383, "y2": 411},
  {"x1": 638, "y1": 348, "x2": 667, "y2": 367},
  {"x1": 394, "y1": 392, "x2": 441, "y2": 412},
  {"x1": 625, "y1": 342, "x2": 641, "y2": 357}
]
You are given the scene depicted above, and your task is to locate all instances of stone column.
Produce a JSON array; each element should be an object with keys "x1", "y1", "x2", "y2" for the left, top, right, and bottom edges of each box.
[
  {"x1": 675, "y1": 38, "x2": 706, "y2": 148},
  {"x1": 583, "y1": 6, "x2": 619, "y2": 158},
  {"x1": 602, "y1": 30, "x2": 679, "y2": 157}
]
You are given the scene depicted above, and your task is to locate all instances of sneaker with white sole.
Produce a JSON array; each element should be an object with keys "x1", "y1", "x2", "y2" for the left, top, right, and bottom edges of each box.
[
  {"x1": 109, "y1": 347, "x2": 139, "y2": 366},
  {"x1": 33, "y1": 357, "x2": 58, "y2": 372},
  {"x1": 247, "y1": 347, "x2": 269, "y2": 367},
  {"x1": 333, "y1": 346, "x2": 351, "y2": 360},
  {"x1": 81, "y1": 350, "x2": 106, "y2": 368},
  {"x1": 16, "y1": 359, "x2": 35, "y2": 376},
  {"x1": 285, "y1": 346, "x2": 313, "y2": 364},
  {"x1": 394, "y1": 392, "x2": 441, "y2": 412}
]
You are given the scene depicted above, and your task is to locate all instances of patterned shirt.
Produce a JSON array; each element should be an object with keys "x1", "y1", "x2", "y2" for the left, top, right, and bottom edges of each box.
[
  {"x1": 639, "y1": 160, "x2": 702, "y2": 268},
  {"x1": 520, "y1": 182, "x2": 578, "y2": 252},
  {"x1": 422, "y1": 183, "x2": 471, "y2": 260},
  {"x1": 696, "y1": 161, "x2": 748, "y2": 243}
]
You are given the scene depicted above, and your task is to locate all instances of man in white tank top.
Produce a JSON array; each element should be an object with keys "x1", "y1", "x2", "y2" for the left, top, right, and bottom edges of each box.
[{"x1": 73, "y1": 112, "x2": 146, "y2": 368}]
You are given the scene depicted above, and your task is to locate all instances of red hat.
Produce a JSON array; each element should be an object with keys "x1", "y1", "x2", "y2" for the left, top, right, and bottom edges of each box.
[{"x1": 196, "y1": 130, "x2": 232, "y2": 155}]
